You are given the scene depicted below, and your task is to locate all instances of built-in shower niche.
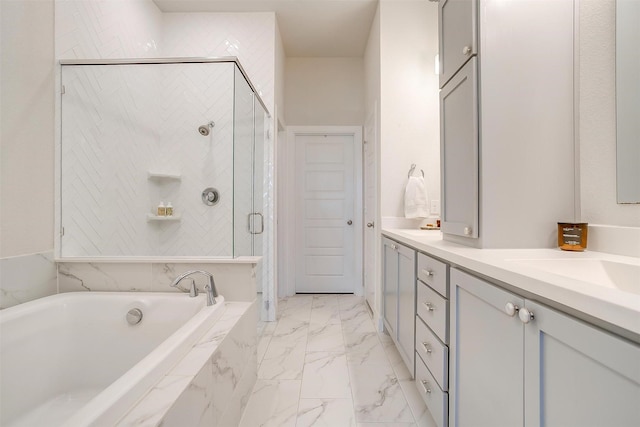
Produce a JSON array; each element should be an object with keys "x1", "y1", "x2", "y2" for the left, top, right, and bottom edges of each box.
[{"x1": 58, "y1": 59, "x2": 267, "y2": 259}]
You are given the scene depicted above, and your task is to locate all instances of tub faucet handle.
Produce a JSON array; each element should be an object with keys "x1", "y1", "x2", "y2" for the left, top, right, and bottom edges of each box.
[{"x1": 189, "y1": 278, "x2": 198, "y2": 297}]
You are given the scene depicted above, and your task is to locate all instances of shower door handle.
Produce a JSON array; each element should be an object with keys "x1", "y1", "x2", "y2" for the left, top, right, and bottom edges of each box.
[{"x1": 247, "y1": 213, "x2": 264, "y2": 235}]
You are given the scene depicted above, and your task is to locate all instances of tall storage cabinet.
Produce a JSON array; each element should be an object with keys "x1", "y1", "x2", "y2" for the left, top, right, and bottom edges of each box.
[
  {"x1": 439, "y1": 0, "x2": 576, "y2": 248},
  {"x1": 451, "y1": 268, "x2": 640, "y2": 427},
  {"x1": 382, "y1": 237, "x2": 416, "y2": 374}
]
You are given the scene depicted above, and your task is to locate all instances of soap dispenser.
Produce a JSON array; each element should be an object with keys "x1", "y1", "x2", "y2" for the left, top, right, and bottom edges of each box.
[
  {"x1": 166, "y1": 202, "x2": 173, "y2": 217},
  {"x1": 157, "y1": 202, "x2": 166, "y2": 217}
]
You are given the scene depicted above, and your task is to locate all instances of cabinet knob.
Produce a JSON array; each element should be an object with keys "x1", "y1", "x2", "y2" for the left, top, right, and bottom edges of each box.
[
  {"x1": 422, "y1": 269, "x2": 434, "y2": 277},
  {"x1": 463, "y1": 45, "x2": 472, "y2": 56},
  {"x1": 347, "y1": 220, "x2": 353, "y2": 225},
  {"x1": 367, "y1": 222, "x2": 374, "y2": 228},
  {"x1": 519, "y1": 307, "x2": 535, "y2": 324},
  {"x1": 423, "y1": 302, "x2": 435, "y2": 312},
  {"x1": 391, "y1": 244, "x2": 398, "y2": 250},
  {"x1": 421, "y1": 342, "x2": 433, "y2": 354},
  {"x1": 464, "y1": 227, "x2": 472, "y2": 235},
  {"x1": 504, "y1": 302, "x2": 520, "y2": 317},
  {"x1": 421, "y1": 380, "x2": 432, "y2": 394}
]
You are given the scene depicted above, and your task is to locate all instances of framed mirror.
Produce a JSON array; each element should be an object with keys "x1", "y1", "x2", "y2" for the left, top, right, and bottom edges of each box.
[{"x1": 616, "y1": 0, "x2": 640, "y2": 203}]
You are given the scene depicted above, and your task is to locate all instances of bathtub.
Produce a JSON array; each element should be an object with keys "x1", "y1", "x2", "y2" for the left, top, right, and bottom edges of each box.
[{"x1": 0, "y1": 292, "x2": 226, "y2": 427}]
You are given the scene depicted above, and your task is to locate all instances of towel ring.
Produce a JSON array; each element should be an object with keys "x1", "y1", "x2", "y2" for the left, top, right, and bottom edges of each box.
[{"x1": 408, "y1": 164, "x2": 424, "y2": 178}]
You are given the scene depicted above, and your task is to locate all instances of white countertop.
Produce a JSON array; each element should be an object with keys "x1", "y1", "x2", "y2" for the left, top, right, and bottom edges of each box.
[{"x1": 382, "y1": 228, "x2": 640, "y2": 342}]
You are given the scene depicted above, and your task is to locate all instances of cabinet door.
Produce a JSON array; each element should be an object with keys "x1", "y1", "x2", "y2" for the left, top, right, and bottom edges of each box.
[
  {"x1": 440, "y1": 58, "x2": 479, "y2": 239},
  {"x1": 450, "y1": 268, "x2": 524, "y2": 427},
  {"x1": 439, "y1": 0, "x2": 477, "y2": 87},
  {"x1": 524, "y1": 301, "x2": 640, "y2": 427},
  {"x1": 397, "y1": 244, "x2": 416, "y2": 375},
  {"x1": 382, "y1": 238, "x2": 399, "y2": 336}
]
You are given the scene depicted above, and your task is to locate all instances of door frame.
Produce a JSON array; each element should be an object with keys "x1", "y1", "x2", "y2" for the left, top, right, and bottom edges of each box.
[{"x1": 282, "y1": 126, "x2": 363, "y2": 297}]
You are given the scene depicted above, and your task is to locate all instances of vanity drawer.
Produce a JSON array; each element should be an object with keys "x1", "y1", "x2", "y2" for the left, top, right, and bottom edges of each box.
[
  {"x1": 417, "y1": 281, "x2": 449, "y2": 344},
  {"x1": 415, "y1": 355, "x2": 448, "y2": 427},
  {"x1": 416, "y1": 316, "x2": 449, "y2": 391},
  {"x1": 417, "y1": 252, "x2": 448, "y2": 297}
]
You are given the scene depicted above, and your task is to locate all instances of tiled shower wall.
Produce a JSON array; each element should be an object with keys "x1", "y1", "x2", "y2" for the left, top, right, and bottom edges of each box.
[{"x1": 60, "y1": 62, "x2": 235, "y2": 257}]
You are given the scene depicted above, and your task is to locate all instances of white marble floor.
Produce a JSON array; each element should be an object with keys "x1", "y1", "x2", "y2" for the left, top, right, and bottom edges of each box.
[{"x1": 240, "y1": 294, "x2": 438, "y2": 427}]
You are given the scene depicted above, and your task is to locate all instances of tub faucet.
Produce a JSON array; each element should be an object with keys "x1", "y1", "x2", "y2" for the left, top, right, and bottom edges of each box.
[{"x1": 170, "y1": 270, "x2": 218, "y2": 306}]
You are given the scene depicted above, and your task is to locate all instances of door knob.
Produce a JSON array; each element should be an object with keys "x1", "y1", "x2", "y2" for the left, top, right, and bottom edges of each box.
[
  {"x1": 347, "y1": 220, "x2": 353, "y2": 225},
  {"x1": 366, "y1": 222, "x2": 374, "y2": 228}
]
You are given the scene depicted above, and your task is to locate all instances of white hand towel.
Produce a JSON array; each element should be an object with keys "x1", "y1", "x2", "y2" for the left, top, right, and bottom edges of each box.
[{"x1": 404, "y1": 176, "x2": 429, "y2": 218}]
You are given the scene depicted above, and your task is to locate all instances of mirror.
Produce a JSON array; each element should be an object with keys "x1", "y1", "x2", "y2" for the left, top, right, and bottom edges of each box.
[{"x1": 616, "y1": 0, "x2": 640, "y2": 203}]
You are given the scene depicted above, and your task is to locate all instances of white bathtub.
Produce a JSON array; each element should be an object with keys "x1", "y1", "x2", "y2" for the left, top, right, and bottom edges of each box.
[{"x1": 0, "y1": 292, "x2": 226, "y2": 427}]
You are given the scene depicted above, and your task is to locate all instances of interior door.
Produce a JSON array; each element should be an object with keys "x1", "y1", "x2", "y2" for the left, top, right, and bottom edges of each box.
[
  {"x1": 295, "y1": 132, "x2": 356, "y2": 293},
  {"x1": 364, "y1": 106, "x2": 377, "y2": 309}
]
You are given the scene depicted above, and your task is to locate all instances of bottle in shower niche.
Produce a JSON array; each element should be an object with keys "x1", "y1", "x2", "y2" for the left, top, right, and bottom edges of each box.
[
  {"x1": 157, "y1": 202, "x2": 166, "y2": 217},
  {"x1": 166, "y1": 202, "x2": 173, "y2": 216}
]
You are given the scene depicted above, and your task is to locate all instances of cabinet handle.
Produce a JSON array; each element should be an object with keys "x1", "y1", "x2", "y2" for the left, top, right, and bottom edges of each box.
[
  {"x1": 504, "y1": 302, "x2": 520, "y2": 317},
  {"x1": 422, "y1": 302, "x2": 435, "y2": 312},
  {"x1": 421, "y1": 342, "x2": 433, "y2": 354},
  {"x1": 519, "y1": 307, "x2": 535, "y2": 324},
  {"x1": 422, "y1": 269, "x2": 434, "y2": 277},
  {"x1": 421, "y1": 380, "x2": 432, "y2": 394},
  {"x1": 463, "y1": 45, "x2": 472, "y2": 56}
]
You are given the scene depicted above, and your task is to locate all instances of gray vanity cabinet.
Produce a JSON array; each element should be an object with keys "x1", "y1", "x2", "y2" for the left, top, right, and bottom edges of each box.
[
  {"x1": 451, "y1": 268, "x2": 640, "y2": 427},
  {"x1": 382, "y1": 237, "x2": 416, "y2": 375},
  {"x1": 439, "y1": 0, "x2": 477, "y2": 88},
  {"x1": 440, "y1": 58, "x2": 478, "y2": 239}
]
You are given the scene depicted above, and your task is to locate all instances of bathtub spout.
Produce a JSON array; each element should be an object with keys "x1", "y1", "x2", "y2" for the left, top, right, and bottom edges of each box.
[{"x1": 170, "y1": 270, "x2": 218, "y2": 305}]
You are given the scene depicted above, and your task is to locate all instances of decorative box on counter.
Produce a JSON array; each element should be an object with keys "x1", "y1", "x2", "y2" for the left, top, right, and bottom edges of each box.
[{"x1": 558, "y1": 222, "x2": 588, "y2": 251}]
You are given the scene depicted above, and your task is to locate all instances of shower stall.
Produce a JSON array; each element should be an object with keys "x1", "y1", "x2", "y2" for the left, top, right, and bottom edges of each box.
[{"x1": 57, "y1": 58, "x2": 268, "y2": 260}]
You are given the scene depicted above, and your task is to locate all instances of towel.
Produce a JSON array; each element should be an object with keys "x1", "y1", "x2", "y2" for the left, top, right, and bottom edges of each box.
[{"x1": 404, "y1": 176, "x2": 429, "y2": 218}]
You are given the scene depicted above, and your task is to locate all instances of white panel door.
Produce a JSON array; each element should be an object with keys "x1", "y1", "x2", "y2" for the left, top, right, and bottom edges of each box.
[{"x1": 295, "y1": 133, "x2": 355, "y2": 293}]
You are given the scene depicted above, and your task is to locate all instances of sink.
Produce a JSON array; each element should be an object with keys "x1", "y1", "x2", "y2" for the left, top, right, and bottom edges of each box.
[{"x1": 509, "y1": 258, "x2": 640, "y2": 295}]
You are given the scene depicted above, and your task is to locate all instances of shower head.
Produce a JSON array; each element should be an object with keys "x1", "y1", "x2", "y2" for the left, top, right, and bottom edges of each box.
[{"x1": 198, "y1": 121, "x2": 215, "y2": 136}]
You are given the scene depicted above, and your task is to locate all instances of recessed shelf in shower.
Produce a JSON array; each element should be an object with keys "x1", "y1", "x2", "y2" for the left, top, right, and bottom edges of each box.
[
  {"x1": 146, "y1": 213, "x2": 182, "y2": 222},
  {"x1": 147, "y1": 171, "x2": 182, "y2": 181}
]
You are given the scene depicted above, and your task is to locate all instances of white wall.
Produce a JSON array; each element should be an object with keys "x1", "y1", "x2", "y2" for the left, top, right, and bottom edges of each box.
[
  {"x1": 284, "y1": 57, "x2": 364, "y2": 125},
  {"x1": 579, "y1": 0, "x2": 640, "y2": 227},
  {"x1": 1, "y1": 0, "x2": 55, "y2": 258},
  {"x1": 379, "y1": 0, "x2": 440, "y2": 221}
]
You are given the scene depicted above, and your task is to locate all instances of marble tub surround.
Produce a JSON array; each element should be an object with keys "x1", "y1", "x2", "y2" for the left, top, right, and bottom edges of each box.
[
  {"x1": 57, "y1": 260, "x2": 258, "y2": 302},
  {"x1": 383, "y1": 228, "x2": 640, "y2": 341},
  {"x1": 0, "y1": 251, "x2": 57, "y2": 309},
  {"x1": 117, "y1": 300, "x2": 257, "y2": 426},
  {"x1": 241, "y1": 294, "x2": 438, "y2": 427}
]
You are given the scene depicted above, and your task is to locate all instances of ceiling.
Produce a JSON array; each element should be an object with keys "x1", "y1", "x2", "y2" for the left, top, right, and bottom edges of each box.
[{"x1": 153, "y1": 0, "x2": 379, "y2": 57}]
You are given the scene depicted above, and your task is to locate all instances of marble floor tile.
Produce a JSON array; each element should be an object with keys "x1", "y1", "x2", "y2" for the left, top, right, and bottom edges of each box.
[
  {"x1": 239, "y1": 380, "x2": 301, "y2": 427},
  {"x1": 307, "y1": 322, "x2": 345, "y2": 352},
  {"x1": 296, "y1": 398, "x2": 356, "y2": 427},
  {"x1": 259, "y1": 336, "x2": 307, "y2": 380},
  {"x1": 348, "y1": 362, "x2": 414, "y2": 423},
  {"x1": 301, "y1": 352, "x2": 351, "y2": 399},
  {"x1": 245, "y1": 293, "x2": 430, "y2": 427}
]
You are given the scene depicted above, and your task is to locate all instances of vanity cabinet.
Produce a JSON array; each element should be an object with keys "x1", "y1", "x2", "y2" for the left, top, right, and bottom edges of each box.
[
  {"x1": 382, "y1": 237, "x2": 416, "y2": 373},
  {"x1": 438, "y1": 0, "x2": 576, "y2": 247},
  {"x1": 450, "y1": 268, "x2": 640, "y2": 427},
  {"x1": 415, "y1": 253, "x2": 450, "y2": 427}
]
